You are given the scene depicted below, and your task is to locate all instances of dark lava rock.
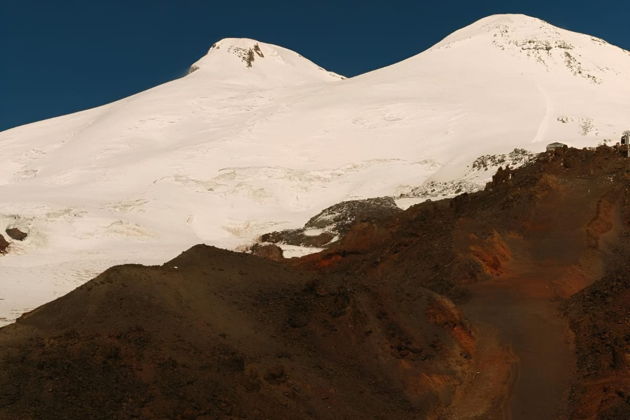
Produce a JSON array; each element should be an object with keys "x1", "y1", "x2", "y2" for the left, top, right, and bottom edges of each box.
[
  {"x1": 0, "y1": 234, "x2": 8, "y2": 254},
  {"x1": 261, "y1": 229, "x2": 336, "y2": 248},
  {"x1": 304, "y1": 196, "x2": 401, "y2": 233},
  {"x1": 5, "y1": 227, "x2": 27, "y2": 241}
]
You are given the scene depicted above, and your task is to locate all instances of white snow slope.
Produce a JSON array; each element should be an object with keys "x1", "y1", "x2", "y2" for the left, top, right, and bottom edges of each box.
[{"x1": 1, "y1": 14, "x2": 630, "y2": 325}]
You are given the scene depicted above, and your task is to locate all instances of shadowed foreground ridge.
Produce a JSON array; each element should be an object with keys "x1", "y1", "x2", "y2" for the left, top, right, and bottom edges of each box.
[{"x1": 0, "y1": 146, "x2": 628, "y2": 419}]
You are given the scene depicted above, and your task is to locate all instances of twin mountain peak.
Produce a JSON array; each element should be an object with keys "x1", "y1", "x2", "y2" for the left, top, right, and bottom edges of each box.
[{"x1": 186, "y1": 14, "x2": 627, "y2": 86}]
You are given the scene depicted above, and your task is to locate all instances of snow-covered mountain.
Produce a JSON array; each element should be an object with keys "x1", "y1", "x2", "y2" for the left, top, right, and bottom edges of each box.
[{"x1": 1, "y1": 14, "x2": 630, "y2": 325}]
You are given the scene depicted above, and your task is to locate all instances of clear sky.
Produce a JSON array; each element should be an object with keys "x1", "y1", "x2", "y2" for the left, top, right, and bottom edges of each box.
[{"x1": 1, "y1": 0, "x2": 628, "y2": 131}]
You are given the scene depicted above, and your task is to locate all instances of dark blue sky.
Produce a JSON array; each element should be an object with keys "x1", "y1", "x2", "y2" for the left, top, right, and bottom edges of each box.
[{"x1": 1, "y1": 0, "x2": 628, "y2": 131}]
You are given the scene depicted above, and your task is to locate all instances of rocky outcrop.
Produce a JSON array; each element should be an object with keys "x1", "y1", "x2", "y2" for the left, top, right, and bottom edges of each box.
[
  {"x1": 5, "y1": 227, "x2": 27, "y2": 241},
  {"x1": 0, "y1": 234, "x2": 8, "y2": 254},
  {"x1": 250, "y1": 243, "x2": 284, "y2": 261},
  {"x1": 260, "y1": 197, "x2": 402, "y2": 248},
  {"x1": 0, "y1": 226, "x2": 28, "y2": 255},
  {"x1": 398, "y1": 148, "x2": 536, "y2": 202}
]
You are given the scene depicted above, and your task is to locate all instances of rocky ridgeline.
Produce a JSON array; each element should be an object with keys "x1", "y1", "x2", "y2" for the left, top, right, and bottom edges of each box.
[
  {"x1": 253, "y1": 150, "x2": 538, "y2": 258},
  {"x1": 254, "y1": 197, "x2": 402, "y2": 254},
  {"x1": 470, "y1": 148, "x2": 535, "y2": 171},
  {"x1": 398, "y1": 179, "x2": 481, "y2": 201},
  {"x1": 398, "y1": 148, "x2": 537, "y2": 202}
]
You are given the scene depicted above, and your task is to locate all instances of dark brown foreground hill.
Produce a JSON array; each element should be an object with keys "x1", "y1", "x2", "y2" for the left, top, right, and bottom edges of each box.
[
  {"x1": 0, "y1": 246, "x2": 473, "y2": 420},
  {"x1": 0, "y1": 146, "x2": 628, "y2": 419}
]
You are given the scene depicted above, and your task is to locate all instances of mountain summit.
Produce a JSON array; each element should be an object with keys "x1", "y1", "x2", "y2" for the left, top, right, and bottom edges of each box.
[
  {"x1": 1, "y1": 14, "x2": 630, "y2": 325},
  {"x1": 430, "y1": 14, "x2": 630, "y2": 85},
  {"x1": 188, "y1": 38, "x2": 344, "y2": 85}
]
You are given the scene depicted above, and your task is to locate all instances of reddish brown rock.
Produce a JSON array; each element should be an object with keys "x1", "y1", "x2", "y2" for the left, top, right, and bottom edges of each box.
[{"x1": 250, "y1": 243, "x2": 284, "y2": 261}]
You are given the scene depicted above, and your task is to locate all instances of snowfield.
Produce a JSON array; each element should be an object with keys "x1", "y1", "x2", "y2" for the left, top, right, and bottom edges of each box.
[{"x1": 1, "y1": 14, "x2": 630, "y2": 325}]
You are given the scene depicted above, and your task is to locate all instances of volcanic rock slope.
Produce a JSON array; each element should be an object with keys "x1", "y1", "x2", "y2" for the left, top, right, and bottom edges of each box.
[
  {"x1": 1, "y1": 14, "x2": 630, "y2": 323},
  {"x1": 297, "y1": 146, "x2": 630, "y2": 419},
  {"x1": 0, "y1": 147, "x2": 628, "y2": 419}
]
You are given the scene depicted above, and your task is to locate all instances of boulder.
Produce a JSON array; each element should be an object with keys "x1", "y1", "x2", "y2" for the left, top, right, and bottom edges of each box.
[
  {"x1": 250, "y1": 243, "x2": 284, "y2": 261},
  {"x1": 6, "y1": 227, "x2": 27, "y2": 241}
]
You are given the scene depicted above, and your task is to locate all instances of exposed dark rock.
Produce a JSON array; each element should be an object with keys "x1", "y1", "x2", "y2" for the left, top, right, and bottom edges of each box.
[
  {"x1": 261, "y1": 229, "x2": 335, "y2": 248},
  {"x1": 260, "y1": 197, "x2": 402, "y2": 248},
  {"x1": 245, "y1": 49, "x2": 255, "y2": 67},
  {"x1": 5, "y1": 227, "x2": 27, "y2": 241},
  {"x1": 0, "y1": 234, "x2": 8, "y2": 254},
  {"x1": 470, "y1": 148, "x2": 535, "y2": 171},
  {"x1": 253, "y1": 43, "x2": 264, "y2": 57}
]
